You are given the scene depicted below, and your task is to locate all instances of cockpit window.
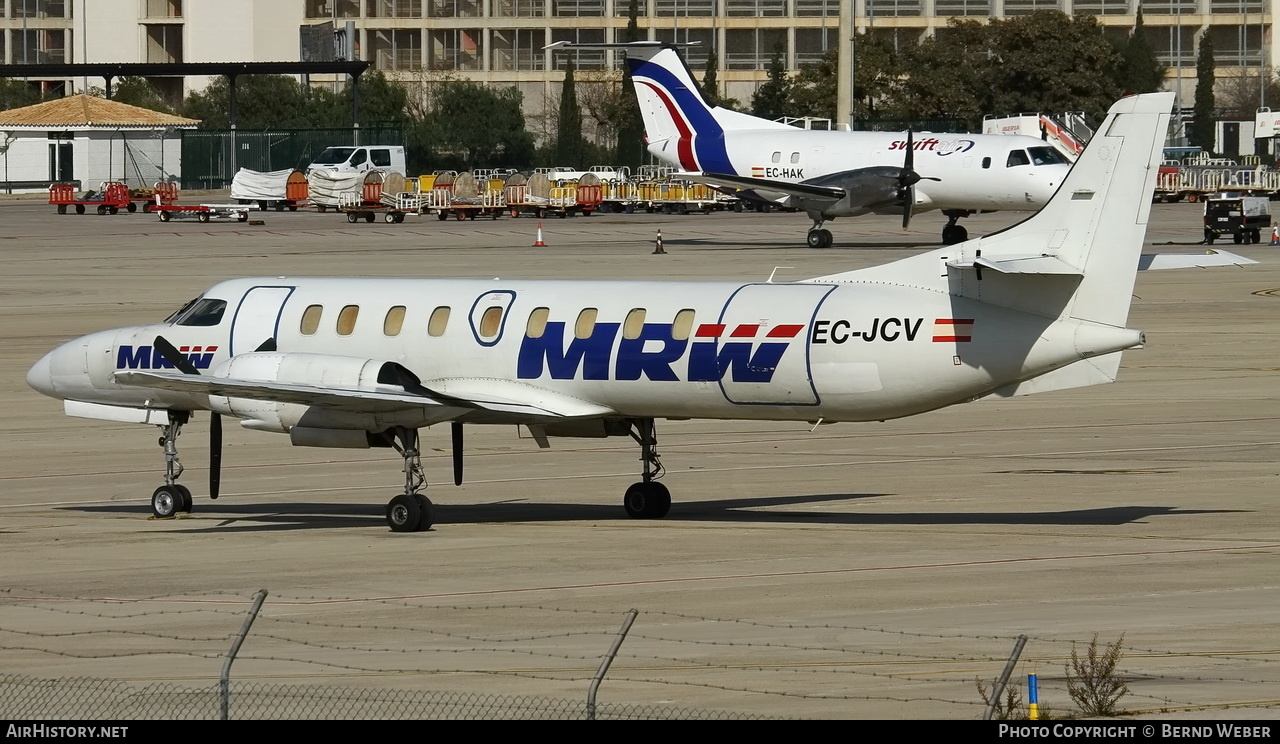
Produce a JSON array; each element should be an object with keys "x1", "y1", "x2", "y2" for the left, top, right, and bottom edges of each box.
[
  {"x1": 1006, "y1": 150, "x2": 1031, "y2": 168},
  {"x1": 164, "y1": 297, "x2": 200, "y2": 324},
  {"x1": 173, "y1": 298, "x2": 227, "y2": 327},
  {"x1": 1028, "y1": 146, "x2": 1069, "y2": 166}
]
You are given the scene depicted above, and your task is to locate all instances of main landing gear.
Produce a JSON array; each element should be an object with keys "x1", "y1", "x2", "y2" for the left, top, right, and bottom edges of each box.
[
  {"x1": 151, "y1": 411, "x2": 193, "y2": 518},
  {"x1": 623, "y1": 418, "x2": 671, "y2": 519},
  {"x1": 384, "y1": 427, "x2": 433, "y2": 533},
  {"x1": 806, "y1": 218, "x2": 834, "y2": 249},
  {"x1": 942, "y1": 210, "x2": 971, "y2": 245}
]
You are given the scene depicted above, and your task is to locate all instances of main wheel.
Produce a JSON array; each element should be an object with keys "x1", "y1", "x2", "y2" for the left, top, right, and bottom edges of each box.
[
  {"x1": 386, "y1": 493, "x2": 423, "y2": 533},
  {"x1": 158, "y1": 210, "x2": 171, "y2": 222},
  {"x1": 198, "y1": 212, "x2": 210, "y2": 223},
  {"x1": 152, "y1": 485, "x2": 186, "y2": 519},
  {"x1": 347, "y1": 212, "x2": 358, "y2": 223},
  {"x1": 174, "y1": 484, "x2": 193, "y2": 513},
  {"x1": 806, "y1": 230, "x2": 826, "y2": 249},
  {"x1": 412, "y1": 493, "x2": 434, "y2": 532},
  {"x1": 623, "y1": 482, "x2": 672, "y2": 519}
]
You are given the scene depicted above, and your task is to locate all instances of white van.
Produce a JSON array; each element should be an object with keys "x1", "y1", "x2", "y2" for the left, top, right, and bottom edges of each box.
[{"x1": 305, "y1": 145, "x2": 406, "y2": 177}]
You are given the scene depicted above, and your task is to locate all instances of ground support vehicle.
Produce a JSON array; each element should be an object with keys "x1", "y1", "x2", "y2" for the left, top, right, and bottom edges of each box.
[
  {"x1": 333, "y1": 191, "x2": 417, "y2": 223},
  {"x1": 152, "y1": 203, "x2": 251, "y2": 223},
  {"x1": 428, "y1": 190, "x2": 505, "y2": 221},
  {"x1": 1203, "y1": 194, "x2": 1271, "y2": 244},
  {"x1": 49, "y1": 181, "x2": 132, "y2": 215}
]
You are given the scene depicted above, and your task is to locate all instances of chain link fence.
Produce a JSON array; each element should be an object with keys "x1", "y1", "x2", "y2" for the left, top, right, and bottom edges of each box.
[{"x1": 179, "y1": 126, "x2": 406, "y2": 190}]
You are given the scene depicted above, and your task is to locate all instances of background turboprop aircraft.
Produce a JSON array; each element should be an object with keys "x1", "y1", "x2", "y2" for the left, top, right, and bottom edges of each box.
[
  {"x1": 549, "y1": 41, "x2": 1073, "y2": 248},
  {"x1": 26, "y1": 92, "x2": 1255, "y2": 533}
]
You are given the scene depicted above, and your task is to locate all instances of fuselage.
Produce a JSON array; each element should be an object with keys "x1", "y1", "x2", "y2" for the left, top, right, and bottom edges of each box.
[
  {"x1": 29, "y1": 276, "x2": 1139, "y2": 432},
  {"x1": 647, "y1": 127, "x2": 1072, "y2": 216}
]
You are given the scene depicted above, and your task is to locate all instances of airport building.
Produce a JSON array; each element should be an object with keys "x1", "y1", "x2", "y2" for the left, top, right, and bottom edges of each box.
[{"x1": 0, "y1": 0, "x2": 1273, "y2": 130}]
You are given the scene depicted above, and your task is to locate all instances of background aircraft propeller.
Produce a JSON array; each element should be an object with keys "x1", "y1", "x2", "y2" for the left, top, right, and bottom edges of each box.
[{"x1": 896, "y1": 129, "x2": 941, "y2": 230}]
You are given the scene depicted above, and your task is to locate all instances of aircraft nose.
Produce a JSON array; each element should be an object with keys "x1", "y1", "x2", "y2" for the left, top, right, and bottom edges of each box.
[{"x1": 26, "y1": 350, "x2": 56, "y2": 398}]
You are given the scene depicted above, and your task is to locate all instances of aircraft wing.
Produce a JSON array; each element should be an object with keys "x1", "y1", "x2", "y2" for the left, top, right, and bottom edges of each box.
[
  {"x1": 111, "y1": 370, "x2": 616, "y2": 421},
  {"x1": 681, "y1": 171, "x2": 845, "y2": 204},
  {"x1": 1137, "y1": 249, "x2": 1259, "y2": 270}
]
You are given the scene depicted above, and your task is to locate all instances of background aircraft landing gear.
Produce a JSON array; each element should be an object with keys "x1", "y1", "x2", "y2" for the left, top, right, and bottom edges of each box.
[
  {"x1": 806, "y1": 228, "x2": 833, "y2": 249},
  {"x1": 151, "y1": 411, "x2": 193, "y2": 518},
  {"x1": 942, "y1": 211, "x2": 971, "y2": 245},
  {"x1": 624, "y1": 418, "x2": 671, "y2": 519},
  {"x1": 385, "y1": 427, "x2": 433, "y2": 532}
]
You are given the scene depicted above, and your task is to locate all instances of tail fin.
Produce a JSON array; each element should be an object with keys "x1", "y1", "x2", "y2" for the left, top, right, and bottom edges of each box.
[
  {"x1": 825, "y1": 92, "x2": 1174, "y2": 329},
  {"x1": 553, "y1": 42, "x2": 789, "y2": 172}
]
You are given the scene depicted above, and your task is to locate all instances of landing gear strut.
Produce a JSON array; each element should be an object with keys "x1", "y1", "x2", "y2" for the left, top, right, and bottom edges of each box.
[
  {"x1": 806, "y1": 216, "x2": 834, "y2": 249},
  {"x1": 384, "y1": 427, "x2": 433, "y2": 532},
  {"x1": 151, "y1": 411, "x2": 193, "y2": 518},
  {"x1": 623, "y1": 418, "x2": 671, "y2": 519},
  {"x1": 942, "y1": 210, "x2": 971, "y2": 245}
]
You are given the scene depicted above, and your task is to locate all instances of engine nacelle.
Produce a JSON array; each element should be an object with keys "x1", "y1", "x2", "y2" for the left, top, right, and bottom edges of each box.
[{"x1": 207, "y1": 352, "x2": 435, "y2": 436}]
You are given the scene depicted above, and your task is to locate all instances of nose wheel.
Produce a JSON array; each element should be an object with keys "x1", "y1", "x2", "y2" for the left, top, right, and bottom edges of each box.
[{"x1": 151, "y1": 411, "x2": 193, "y2": 518}]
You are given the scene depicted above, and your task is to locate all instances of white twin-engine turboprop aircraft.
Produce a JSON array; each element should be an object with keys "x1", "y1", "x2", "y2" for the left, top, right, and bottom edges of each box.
[
  {"x1": 548, "y1": 41, "x2": 1073, "y2": 247},
  {"x1": 27, "y1": 92, "x2": 1255, "y2": 533}
]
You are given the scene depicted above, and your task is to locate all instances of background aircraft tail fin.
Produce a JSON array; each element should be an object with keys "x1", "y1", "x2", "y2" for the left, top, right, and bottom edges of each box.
[{"x1": 551, "y1": 42, "x2": 788, "y2": 172}]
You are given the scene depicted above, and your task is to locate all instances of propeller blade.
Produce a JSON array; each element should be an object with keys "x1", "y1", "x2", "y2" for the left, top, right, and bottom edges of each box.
[
  {"x1": 902, "y1": 185, "x2": 914, "y2": 230},
  {"x1": 153, "y1": 335, "x2": 201, "y2": 375},
  {"x1": 452, "y1": 422, "x2": 464, "y2": 486},
  {"x1": 903, "y1": 128, "x2": 914, "y2": 175},
  {"x1": 210, "y1": 413, "x2": 222, "y2": 500}
]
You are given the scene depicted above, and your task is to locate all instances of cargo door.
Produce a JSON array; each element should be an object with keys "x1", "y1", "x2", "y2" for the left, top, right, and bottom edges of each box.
[
  {"x1": 711, "y1": 283, "x2": 835, "y2": 406},
  {"x1": 230, "y1": 285, "x2": 295, "y2": 356}
]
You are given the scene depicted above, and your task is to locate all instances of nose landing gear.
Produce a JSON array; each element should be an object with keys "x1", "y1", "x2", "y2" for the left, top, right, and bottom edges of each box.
[{"x1": 151, "y1": 411, "x2": 193, "y2": 518}]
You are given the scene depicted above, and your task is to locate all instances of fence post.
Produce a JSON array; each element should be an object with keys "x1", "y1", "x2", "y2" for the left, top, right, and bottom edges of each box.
[
  {"x1": 220, "y1": 589, "x2": 268, "y2": 721},
  {"x1": 983, "y1": 634, "x2": 1027, "y2": 721},
  {"x1": 586, "y1": 609, "x2": 638, "y2": 721}
]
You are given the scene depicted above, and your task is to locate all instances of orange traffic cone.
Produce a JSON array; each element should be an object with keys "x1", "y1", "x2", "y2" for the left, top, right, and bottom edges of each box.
[
  {"x1": 533, "y1": 222, "x2": 547, "y2": 247},
  {"x1": 653, "y1": 228, "x2": 666, "y2": 255}
]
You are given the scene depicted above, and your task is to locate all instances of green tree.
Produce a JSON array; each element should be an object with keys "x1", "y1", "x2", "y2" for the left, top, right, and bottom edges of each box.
[
  {"x1": 1117, "y1": 9, "x2": 1168, "y2": 95},
  {"x1": 0, "y1": 78, "x2": 42, "y2": 111},
  {"x1": 751, "y1": 41, "x2": 792, "y2": 120},
  {"x1": 613, "y1": 0, "x2": 646, "y2": 169},
  {"x1": 555, "y1": 59, "x2": 587, "y2": 166},
  {"x1": 1190, "y1": 34, "x2": 1216, "y2": 151},
  {"x1": 181, "y1": 75, "x2": 340, "y2": 128},
  {"x1": 340, "y1": 69, "x2": 410, "y2": 126},
  {"x1": 888, "y1": 20, "x2": 992, "y2": 127},
  {"x1": 105, "y1": 77, "x2": 175, "y2": 114},
  {"x1": 415, "y1": 80, "x2": 534, "y2": 171},
  {"x1": 701, "y1": 46, "x2": 721, "y2": 107},
  {"x1": 788, "y1": 47, "x2": 839, "y2": 121}
]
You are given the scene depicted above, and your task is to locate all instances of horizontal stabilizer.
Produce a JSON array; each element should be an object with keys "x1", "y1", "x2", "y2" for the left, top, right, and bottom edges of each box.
[
  {"x1": 1138, "y1": 249, "x2": 1259, "y2": 271},
  {"x1": 948, "y1": 254, "x2": 1083, "y2": 276}
]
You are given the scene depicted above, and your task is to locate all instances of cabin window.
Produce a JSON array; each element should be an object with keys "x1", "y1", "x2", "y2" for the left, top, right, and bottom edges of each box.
[
  {"x1": 982, "y1": 157, "x2": 991, "y2": 169},
  {"x1": 480, "y1": 306, "x2": 504, "y2": 338},
  {"x1": 428, "y1": 306, "x2": 451, "y2": 336},
  {"x1": 174, "y1": 298, "x2": 227, "y2": 327},
  {"x1": 790, "y1": 152, "x2": 800, "y2": 164},
  {"x1": 526, "y1": 307, "x2": 550, "y2": 338},
  {"x1": 383, "y1": 305, "x2": 406, "y2": 336},
  {"x1": 574, "y1": 308, "x2": 598, "y2": 339},
  {"x1": 337, "y1": 305, "x2": 360, "y2": 335},
  {"x1": 771, "y1": 151, "x2": 781, "y2": 163},
  {"x1": 300, "y1": 304, "x2": 323, "y2": 335},
  {"x1": 671, "y1": 309, "x2": 695, "y2": 341},
  {"x1": 1006, "y1": 150, "x2": 1031, "y2": 168},
  {"x1": 623, "y1": 308, "x2": 646, "y2": 339}
]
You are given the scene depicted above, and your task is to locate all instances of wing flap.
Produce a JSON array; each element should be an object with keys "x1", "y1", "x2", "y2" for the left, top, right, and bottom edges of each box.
[
  {"x1": 111, "y1": 371, "x2": 616, "y2": 422},
  {"x1": 947, "y1": 254, "x2": 1084, "y2": 276},
  {"x1": 1138, "y1": 249, "x2": 1259, "y2": 271},
  {"x1": 681, "y1": 171, "x2": 846, "y2": 202}
]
